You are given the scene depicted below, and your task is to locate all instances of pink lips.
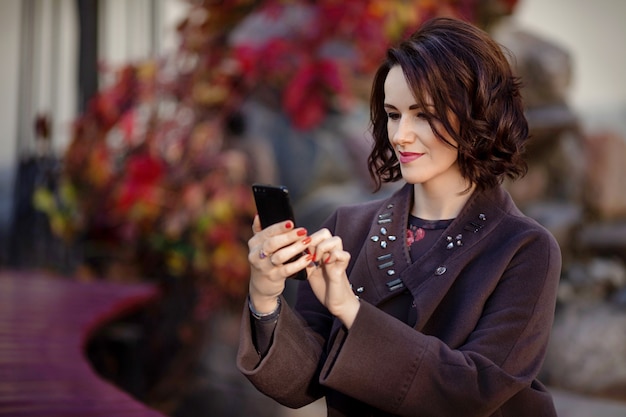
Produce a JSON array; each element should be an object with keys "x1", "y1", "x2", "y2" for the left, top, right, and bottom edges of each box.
[{"x1": 398, "y1": 151, "x2": 423, "y2": 164}]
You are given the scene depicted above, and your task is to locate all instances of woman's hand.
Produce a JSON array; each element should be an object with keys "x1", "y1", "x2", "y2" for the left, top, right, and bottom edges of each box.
[
  {"x1": 305, "y1": 229, "x2": 360, "y2": 329},
  {"x1": 247, "y1": 217, "x2": 360, "y2": 327},
  {"x1": 247, "y1": 215, "x2": 312, "y2": 314}
]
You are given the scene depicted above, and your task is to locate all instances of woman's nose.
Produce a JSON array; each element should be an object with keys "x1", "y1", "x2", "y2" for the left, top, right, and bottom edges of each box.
[{"x1": 391, "y1": 117, "x2": 414, "y2": 146}]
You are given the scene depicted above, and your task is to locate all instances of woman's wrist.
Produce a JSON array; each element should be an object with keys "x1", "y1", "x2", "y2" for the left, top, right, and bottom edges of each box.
[
  {"x1": 248, "y1": 295, "x2": 281, "y2": 319},
  {"x1": 336, "y1": 296, "x2": 361, "y2": 329}
]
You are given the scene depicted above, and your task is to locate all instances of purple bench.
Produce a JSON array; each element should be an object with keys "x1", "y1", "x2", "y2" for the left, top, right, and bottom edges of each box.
[{"x1": 0, "y1": 271, "x2": 166, "y2": 416}]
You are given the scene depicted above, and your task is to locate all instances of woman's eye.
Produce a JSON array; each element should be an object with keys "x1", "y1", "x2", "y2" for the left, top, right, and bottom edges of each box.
[
  {"x1": 416, "y1": 112, "x2": 428, "y2": 119},
  {"x1": 387, "y1": 112, "x2": 400, "y2": 120}
]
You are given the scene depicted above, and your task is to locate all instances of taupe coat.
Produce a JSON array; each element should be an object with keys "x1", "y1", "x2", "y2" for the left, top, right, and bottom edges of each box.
[{"x1": 238, "y1": 183, "x2": 561, "y2": 416}]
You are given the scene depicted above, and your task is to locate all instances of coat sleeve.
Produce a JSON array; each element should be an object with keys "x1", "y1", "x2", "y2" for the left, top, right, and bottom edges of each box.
[
  {"x1": 236, "y1": 293, "x2": 331, "y2": 408},
  {"x1": 315, "y1": 228, "x2": 561, "y2": 417}
]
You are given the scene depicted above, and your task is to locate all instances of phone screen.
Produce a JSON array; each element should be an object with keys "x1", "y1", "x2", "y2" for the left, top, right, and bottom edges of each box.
[{"x1": 252, "y1": 184, "x2": 296, "y2": 229}]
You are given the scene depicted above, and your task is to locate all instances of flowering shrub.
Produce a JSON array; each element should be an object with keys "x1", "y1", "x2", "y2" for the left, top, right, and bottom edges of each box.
[{"x1": 34, "y1": 0, "x2": 517, "y2": 316}]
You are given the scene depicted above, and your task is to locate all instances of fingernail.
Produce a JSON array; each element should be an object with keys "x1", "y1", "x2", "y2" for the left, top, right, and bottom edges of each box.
[
  {"x1": 305, "y1": 254, "x2": 313, "y2": 262},
  {"x1": 297, "y1": 228, "x2": 307, "y2": 236},
  {"x1": 302, "y1": 237, "x2": 312, "y2": 245},
  {"x1": 324, "y1": 255, "x2": 332, "y2": 264},
  {"x1": 285, "y1": 221, "x2": 294, "y2": 229}
]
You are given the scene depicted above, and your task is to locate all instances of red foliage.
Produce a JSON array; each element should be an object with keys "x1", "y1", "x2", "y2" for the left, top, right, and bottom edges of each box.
[{"x1": 114, "y1": 154, "x2": 165, "y2": 215}]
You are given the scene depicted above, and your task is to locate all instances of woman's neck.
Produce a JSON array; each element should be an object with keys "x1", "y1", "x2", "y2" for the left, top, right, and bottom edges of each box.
[{"x1": 411, "y1": 182, "x2": 476, "y2": 221}]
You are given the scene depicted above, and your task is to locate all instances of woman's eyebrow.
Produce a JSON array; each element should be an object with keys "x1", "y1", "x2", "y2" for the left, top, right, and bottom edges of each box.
[{"x1": 383, "y1": 103, "x2": 424, "y2": 110}]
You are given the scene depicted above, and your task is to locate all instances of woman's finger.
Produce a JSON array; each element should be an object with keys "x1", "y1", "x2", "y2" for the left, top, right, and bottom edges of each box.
[
  {"x1": 322, "y1": 248, "x2": 351, "y2": 266},
  {"x1": 262, "y1": 225, "x2": 309, "y2": 262},
  {"x1": 310, "y1": 235, "x2": 343, "y2": 264},
  {"x1": 252, "y1": 214, "x2": 262, "y2": 234},
  {"x1": 248, "y1": 219, "x2": 296, "y2": 255}
]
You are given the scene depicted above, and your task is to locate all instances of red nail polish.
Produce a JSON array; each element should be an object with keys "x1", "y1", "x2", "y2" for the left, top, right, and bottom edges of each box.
[
  {"x1": 324, "y1": 255, "x2": 332, "y2": 264},
  {"x1": 305, "y1": 254, "x2": 313, "y2": 262},
  {"x1": 285, "y1": 221, "x2": 293, "y2": 229},
  {"x1": 297, "y1": 228, "x2": 307, "y2": 236},
  {"x1": 302, "y1": 237, "x2": 312, "y2": 245}
]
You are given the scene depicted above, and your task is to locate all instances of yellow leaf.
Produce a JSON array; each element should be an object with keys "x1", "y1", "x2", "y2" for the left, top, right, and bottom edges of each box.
[{"x1": 32, "y1": 188, "x2": 56, "y2": 213}]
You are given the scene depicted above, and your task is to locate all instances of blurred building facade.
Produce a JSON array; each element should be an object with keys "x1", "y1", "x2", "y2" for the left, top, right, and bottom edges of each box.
[{"x1": 0, "y1": 0, "x2": 187, "y2": 266}]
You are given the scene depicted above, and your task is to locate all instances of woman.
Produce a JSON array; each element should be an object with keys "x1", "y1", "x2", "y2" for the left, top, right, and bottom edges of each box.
[{"x1": 237, "y1": 17, "x2": 561, "y2": 417}]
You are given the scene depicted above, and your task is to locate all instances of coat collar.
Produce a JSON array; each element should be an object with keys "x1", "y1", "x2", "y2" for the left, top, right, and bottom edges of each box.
[{"x1": 356, "y1": 182, "x2": 514, "y2": 306}]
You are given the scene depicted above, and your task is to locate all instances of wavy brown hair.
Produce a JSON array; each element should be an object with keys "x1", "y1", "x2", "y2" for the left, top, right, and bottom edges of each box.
[{"x1": 368, "y1": 17, "x2": 528, "y2": 192}]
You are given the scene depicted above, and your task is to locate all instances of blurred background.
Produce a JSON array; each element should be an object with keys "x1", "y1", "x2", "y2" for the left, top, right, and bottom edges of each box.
[{"x1": 0, "y1": 1, "x2": 625, "y2": 416}]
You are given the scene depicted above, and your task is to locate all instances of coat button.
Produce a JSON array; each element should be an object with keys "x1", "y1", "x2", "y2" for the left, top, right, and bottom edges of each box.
[{"x1": 435, "y1": 266, "x2": 447, "y2": 276}]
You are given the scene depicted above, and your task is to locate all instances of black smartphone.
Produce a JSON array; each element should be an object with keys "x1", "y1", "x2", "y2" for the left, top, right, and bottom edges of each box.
[
  {"x1": 252, "y1": 184, "x2": 296, "y2": 229},
  {"x1": 251, "y1": 183, "x2": 306, "y2": 280}
]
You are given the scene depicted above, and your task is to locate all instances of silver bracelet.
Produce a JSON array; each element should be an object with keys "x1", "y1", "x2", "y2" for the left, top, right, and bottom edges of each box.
[{"x1": 248, "y1": 296, "x2": 281, "y2": 320}]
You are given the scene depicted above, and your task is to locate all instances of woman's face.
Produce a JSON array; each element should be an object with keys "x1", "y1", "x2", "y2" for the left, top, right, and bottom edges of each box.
[{"x1": 384, "y1": 65, "x2": 463, "y2": 190}]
